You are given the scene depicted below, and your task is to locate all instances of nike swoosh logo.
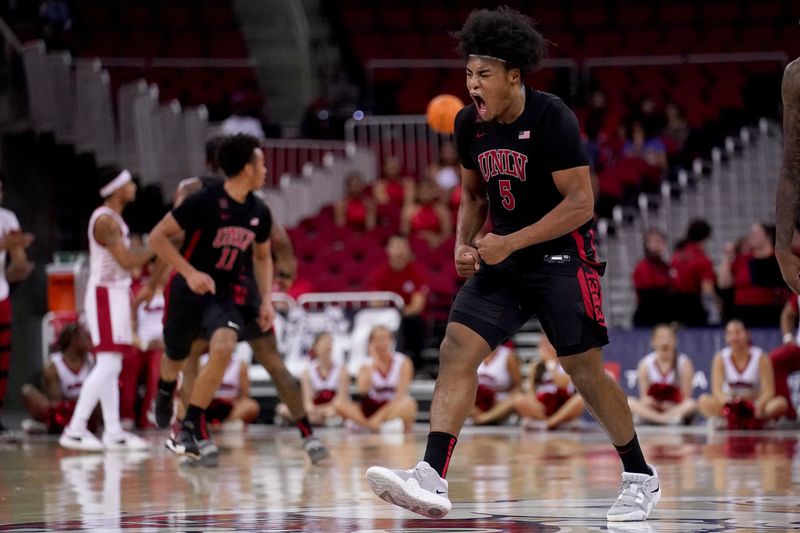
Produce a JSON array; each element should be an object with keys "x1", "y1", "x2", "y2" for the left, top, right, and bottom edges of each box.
[
  {"x1": 651, "y1": 485, "x2": 660, "y2": 493},
  {"x1": 435, "y1": 489, "x2": 446, "y2": 494},
  {"x1": 476, "y1": 132, "x2": 488, "y2": 138},
  {"x1": 227, "y1": 321, "x2": 241, "y2": 330}
]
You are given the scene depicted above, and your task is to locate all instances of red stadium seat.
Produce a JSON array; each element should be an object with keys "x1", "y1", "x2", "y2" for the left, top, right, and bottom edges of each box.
[
  {"x1": 166, "y1": 32, "x2": 205, "y2": 58},
  {"x1": 570, "y1": 7, "x2": 608, "y2": 29},
  {"x1": 208, "y1": 32, "x2": 248, "y2": 58},
  {"x1": 118, "y1": 3, "x2": 153, "y2": 32},
  {"x1": 657, "y1": 4, "x2": 696, "y2": 26},
  {"x1": 120, "y1": 32, "x2": 162, "y2": 59},
  {"x1": 157, "y1": 5, "x2": 196, "y2": 32},
  {"x1": 613, "y1": 5, "x2": 653, "y2": 27}
]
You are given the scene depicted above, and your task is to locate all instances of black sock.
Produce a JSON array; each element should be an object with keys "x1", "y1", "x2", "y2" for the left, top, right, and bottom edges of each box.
[
  {"x1": 614, "y1": 433, "x2": 651, "y2": 475},
  {"x1": 157, "y1": 379, "x2": 177, "y2": 396},
  {"x1": 295, "y1": 416, "x2": 313, "y2": 438},
  {"x1": 423, "y1": 431, "x2": 457, "y2": 478},
  {"x1": 184, "y1": 405, "x2": 207, "y2": 439}
]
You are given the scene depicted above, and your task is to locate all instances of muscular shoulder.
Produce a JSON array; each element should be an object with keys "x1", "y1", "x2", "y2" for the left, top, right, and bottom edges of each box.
[{"x1": 534, "y1": 91, "x2": 576, "y2": 121}]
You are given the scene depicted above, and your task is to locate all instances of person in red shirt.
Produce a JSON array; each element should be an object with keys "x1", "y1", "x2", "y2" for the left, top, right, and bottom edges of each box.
[
  {"x1": 633, "y1": 228, "x2": 675, "y2": 326},
  {"x1": 670, "y1": 219, "x2": 718, "y2": 326},
  {"x1": 718, "y1": 223, "x2": 788, "y2": 327},
  {"x1": 334, "y1": 171, "x2": 376, "y2": 231},
  {"x1": 368, "y1": 235, "x2": 429, "y2": 372}
]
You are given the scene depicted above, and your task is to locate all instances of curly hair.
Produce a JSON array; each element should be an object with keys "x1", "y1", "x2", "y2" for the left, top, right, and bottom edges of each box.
[
  {"x1": 454, "y1": 6, "x2": 547, "y2": 76},
  {"x1": 216, "y1": 133, "x2": 261, "y2": 177}
]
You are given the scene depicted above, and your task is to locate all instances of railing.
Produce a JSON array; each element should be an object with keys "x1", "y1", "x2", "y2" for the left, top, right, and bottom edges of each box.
[{"x1": 261, "y1": 138, "x2": 350, "y2": 188}]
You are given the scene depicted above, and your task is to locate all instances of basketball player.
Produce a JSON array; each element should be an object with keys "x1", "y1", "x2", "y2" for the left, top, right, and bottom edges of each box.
[
  {"x1": 149, "y1": 134, "x2": 326, "y2": 466},
  {"x1": 627, "y1": 325, "x2": 697, "y2": 425},
  {"x1": 60, "y1": 169, "x2": 152, "y2": 451},
  {"x1": 698, "y1": 320, "x2": 788, "y2": 429},
  {"x1": 366, "y1": 8, "x2": 660, "y2": 521},
  {"x1": 776, "y1": 58, "x2": 800, "y2": 292},
  {"x1": 150, "y1": 135, "x2": 328, "y2": 464},
  {"x1": 0, "y1": 176, "x2": 34, "y2": 441},
  {"x1": 21, "y1": 323, "x2": 94, "y2": 434}
]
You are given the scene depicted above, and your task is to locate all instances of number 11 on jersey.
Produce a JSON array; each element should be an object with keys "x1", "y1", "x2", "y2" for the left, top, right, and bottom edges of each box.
[{"x1": 215, "y1": 247, "x2": 239, "y2": 271}]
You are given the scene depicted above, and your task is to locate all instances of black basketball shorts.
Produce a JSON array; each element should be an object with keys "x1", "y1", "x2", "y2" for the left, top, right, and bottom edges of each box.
[
  {"x1": 448, "y1": 255, "x2": 609, "y2": 356},
  {"x1": 163, "y1": 275, "x2": 270, "y2": 361}
]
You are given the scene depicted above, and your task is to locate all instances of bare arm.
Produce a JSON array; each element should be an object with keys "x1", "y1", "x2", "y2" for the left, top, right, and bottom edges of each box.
[
  {"x1": 356, "y1": 365, "x2": 371, "y2": 395},
  {"x1": 238, "y1": 361, "x2": 251, "y2": 400},
  {"x1": 149, "y1": 214, "x2": 203, "y2": 282},
  {"x1": 711, "y1": 354, "x2": 727, "y2": 403},
  {"x1": 404, "y1": 291, "x2": 426, "y2": 316},
  {"x1": 252, "y1": 240, "x2": 272, "y2": 301},
  {"x1": 394, "y1": 356, "x2": 413, "y2": 397},
  {"x1": 637, "y1": 361, "x2": 650, "y2": 399},
  {"x1": 776, "y1": 59, "x2": 800, "y2": 292},
  {"x1": 42, "y1": 362, "x2": 62, "y2": 401},
  {"x1": 269, "y1": 219, "x2": 297, "y2": 290},
  {"x1": 456, "y1": 166, "x2": 489, "y2": 250},
  {"x1": 507, "y1": 350, "x2": 523, "y2": 393},
  {"x1": 94, "y1": 215, "x2": 153, "y2": 270},
  {"x1": 300, "y1": 369, "x2": 315, "y2": 413},
  {"x1": 781, "y1": 302, "x2": 798, "y2": 340},
  {"x1": 756, "y1": 355, "x2": 776, "y2": 408},
  {"x1": 679, "y1": 357, "x2": 695, "y2": 402}
]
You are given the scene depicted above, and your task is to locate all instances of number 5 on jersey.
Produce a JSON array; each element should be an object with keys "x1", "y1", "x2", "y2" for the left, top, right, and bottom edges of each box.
[{"x1": 499, "y1": 179, "x2": 515, "y2": 210}]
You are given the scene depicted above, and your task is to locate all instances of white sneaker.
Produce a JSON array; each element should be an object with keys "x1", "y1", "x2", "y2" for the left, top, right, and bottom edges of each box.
[
  {"x1": 102, "y1": 430, "x2": 149, "y2": 451},
  {"x1": 22, "y1": 419, "x2": 47, "y2": 434},
  {"x1": 366, "y1": 461, "x2": 451, "y2": 518},
  {"x1": 379, "y1": 418, "x2": 404, "y2": 434},
  {"x1": 522, "y1": 418, "x2": 548, "y2": 431},
  {"x1": 606, "y1": 464, "x2": 661, "y2": 521},
  {"x1": 59, "y1": 428, "x2": 104, "y2": 452}
]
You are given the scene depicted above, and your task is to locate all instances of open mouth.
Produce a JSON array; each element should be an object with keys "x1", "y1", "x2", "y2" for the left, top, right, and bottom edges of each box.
[{"x1": 471, "y1": 94, "x2": 487, "y2": 115}]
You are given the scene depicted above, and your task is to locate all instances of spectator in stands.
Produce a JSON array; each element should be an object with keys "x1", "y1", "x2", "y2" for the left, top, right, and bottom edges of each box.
[
  {"x1": 428, "y1": 141, "x2": 461, "y2": 198},
  {"x1": 698, "y1": 320, "x2": 788, "y2": 429},
  {"x1": 368, "y1": 235, "x2": 429, "y2": 372},
  {"x1": 627, "y1": 324, "x2": 697, "y2": 425},
  {"x1": 21, "y1": 323, "x2": 94, "y2": 434},
  {"x1": 39, "y1": 0, "x2": 70, "y2": 47},
  {"x1": 334, "y1": 171, "x2": 376, "y2": 231},
  {"x1": 718, "y1": 223, "x2": 787, "y2": 327},
  {"x1": 634, "y1": 97, "x2": 666, "y2": 140},
  {"x1": 401, "y1": 178, "x2": 451, "y2": 248},
  {"x1": 469, "y1": 343, "x2": 523, "y2": 425},
  {"x1": 373, "y1": 156, "x2": 414, "y2": 207},
  {"x1": 515, "y1": 336, "x2": 585, "y2": 430},
  {"x1": 220, "y1": 92, "x2": 266, "y2": 140},
  {"x1": 768, "y1": 296, "x2": 800, "y2": 420},
  {"x1": 624, "y1": 121, "x2": 668, "y2": 180},
  {"x1": 277, "y1": 332, "x2": 347, "y2": 426},
  {"x1": 670, "y1": 219, "x2": 719, "y2": 326},
  {"x1": 335, "y1": 326, "x2": 417, "y2": 433},
  {"x1": 201, "y1": 352, "x2": 261, "y2": 430},
  {"x1": 633, "y1": 228, "x2": 675, "y2": 326},
  {"x1": 662, "y1": 103, "x2": 690, "y2": 155}
]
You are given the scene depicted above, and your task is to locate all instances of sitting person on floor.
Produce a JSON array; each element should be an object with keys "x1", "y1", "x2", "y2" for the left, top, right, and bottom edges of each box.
[
  {"x1": 335, "y1": 326, "x2": 417, "y2": 433},
  {"x1": 469, "y1": 342, "x2": 523, "y2": 425},
  {"x1": 627, "y1": 324, "x2": 697, "y2": 425},
  {"x1": 199, "y1": 350, "x2": 261, "y2": 430},
  {"x1": 698, "y1": 320, "x2": 788, "y2": 429},
  {"x1": 21, "y1": 323, "x2": 95, "y2": 434},
  {"x1": 515, "y1": 336, "x2": 586, "y2": 430}
]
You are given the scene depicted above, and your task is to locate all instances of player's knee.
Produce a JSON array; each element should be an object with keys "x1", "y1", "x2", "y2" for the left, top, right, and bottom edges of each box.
[
  {"x1": 439, "y1": 331, "x2": 476, "y2": 371},
  {"x1": 210, "y1": 331, "x2": 237, "y2": 357}
]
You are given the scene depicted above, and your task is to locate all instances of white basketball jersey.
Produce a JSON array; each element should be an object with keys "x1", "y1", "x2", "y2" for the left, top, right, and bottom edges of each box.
[
  {"x1": 51, "y1": 352, "x2": 92, "y2": 400},
  {"x1": 0, "y1": 207, "x2": 20, "y2": 301},
  {"x1": 721, "y1": 346, "x2": 763, "y2": 397},
  {"x1": 214, "y1": 359, "x2": 242, "y2": 400},
  {"x1": 643, "y1": 352, "x2": 688, "y2": 386},
  {"x1": 136, "y1": 292, "x2": 165, "y2": 345},
  {"x1": 367, "y1": 353, "x2": 405, "y2": 403},
  {"x1": 309, "y1": 360, "x2": 342, "y2": 398},
  {"x1": 87, "y1": 206, "x2": 131, "y2": 288},
  {"x1": 478, "y1": 345, "x2": 513, "y2": 400}
]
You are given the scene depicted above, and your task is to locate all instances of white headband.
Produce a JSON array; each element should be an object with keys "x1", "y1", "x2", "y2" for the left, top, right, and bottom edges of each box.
[
  {"x1": 100, "y1": 170, "x2": 132, "y2": 198},
  {"x1": 469, "y1": 54, "x2": 508, "y2": 63}
]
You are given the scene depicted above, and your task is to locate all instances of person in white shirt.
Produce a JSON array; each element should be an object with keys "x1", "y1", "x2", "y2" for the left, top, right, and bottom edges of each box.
[
  {"x1": 470, "y1": 343, "x2": 523, "y2": 425},
  {"x1": 627, "y1": 324, "x2": 697, "y2": 425},
  {"x1": 21, "y1": 322, "x2": 94, "y2": 433},
  {"x1": 59, "y1": 169, "x2": 154, "y2": 452},
  {"x1": 0, "y1": 177, "x2": 34, "y2": 441},
  {"x1": 336, "y1": 326, "x2": 417, "y2": 432},
  {"x1": 200, "y1": 351, "x2": 260, "y2": 428},
  {"x1": 699, "y1": 320, "x2": 788, "y2": 428}
]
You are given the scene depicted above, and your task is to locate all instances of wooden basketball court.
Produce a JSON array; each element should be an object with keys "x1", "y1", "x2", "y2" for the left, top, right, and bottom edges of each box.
[{"x1": 0, "y1": 425, "x2": 798, "y2": 532}]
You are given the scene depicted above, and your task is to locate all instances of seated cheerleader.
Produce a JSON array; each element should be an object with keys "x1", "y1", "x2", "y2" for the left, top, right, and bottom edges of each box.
[
  {"x1": 21, "y1": 323, "x2": 96, "y2": 434},
  {"x1": 202, "y1": 352, "x2": 261, "y2": 430},
  {"x1": 470, "y1": 342, "x2": 523, "y2": 425},
  {"x1": 515, "y1": 336, "x2": 586, "y2": 430},
  {"x1": 628, "y1": 324, "x2": 697, "y2": 425},
  {"x1": 277, "y1": 332, "x2": 348, "y2": 427},
  {"x1": 335, "y1": 326, "x2": 418, "y2": 433},
  {"x1": 698, "y1": 320, "x2": 788, "y2": 429}
]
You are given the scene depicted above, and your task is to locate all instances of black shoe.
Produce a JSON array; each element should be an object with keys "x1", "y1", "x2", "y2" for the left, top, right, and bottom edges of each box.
[
  {"x1": 182, "y1": 438, "x2": 219, "y2": 468},
  {"x1": 165, "y1": 421, "x2": 199, "y2": 459},
  {"x1": 155, "y1": 389, "x2": 174, "y2": 429}
]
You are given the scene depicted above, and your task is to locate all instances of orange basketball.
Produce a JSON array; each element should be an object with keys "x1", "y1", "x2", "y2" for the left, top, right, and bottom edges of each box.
[{"x1": 426, "y1": 94, "x2": 464, "y2": 134}]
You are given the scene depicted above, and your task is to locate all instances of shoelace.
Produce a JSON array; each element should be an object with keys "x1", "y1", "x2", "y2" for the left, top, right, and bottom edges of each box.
[{"x1": 615, "y1": 479, "x2": 643, "y2": 503}]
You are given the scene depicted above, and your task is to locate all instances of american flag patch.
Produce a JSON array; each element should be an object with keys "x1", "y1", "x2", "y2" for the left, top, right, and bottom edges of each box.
[{"x1": 518, "y1": 130, "x2": 530, "y2": 139}]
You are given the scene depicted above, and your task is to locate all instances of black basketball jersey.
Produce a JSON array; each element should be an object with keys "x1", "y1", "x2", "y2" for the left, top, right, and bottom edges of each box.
[
  {"x1": 455, "y1": 86, "x2": 598, "y2": 263},
  {"x1": 172, "y1": 182, "x2": 272, "y2": 294}
]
